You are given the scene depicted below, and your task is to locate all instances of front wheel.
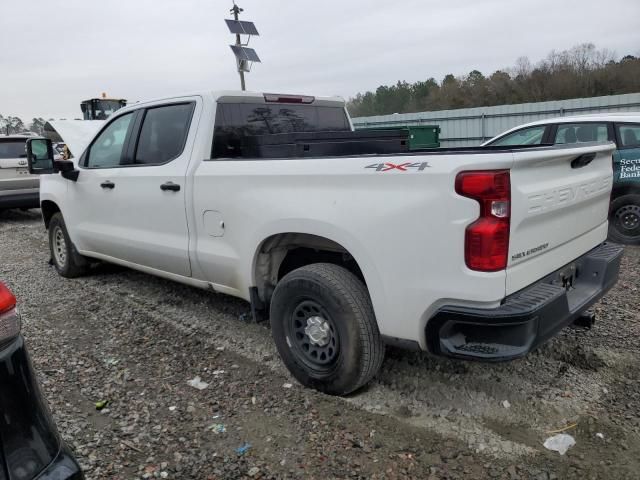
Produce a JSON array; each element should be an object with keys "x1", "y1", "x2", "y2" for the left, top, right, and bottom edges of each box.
[
  {"x1": 270, "y1": 263, "x2": 384, "y2": 396},
  {"x1": 49, "y1": 212, "x2": 89, "y2": 278},
  {"x1": 608, "y1": 194, "x2": 640, "y2": 245}
]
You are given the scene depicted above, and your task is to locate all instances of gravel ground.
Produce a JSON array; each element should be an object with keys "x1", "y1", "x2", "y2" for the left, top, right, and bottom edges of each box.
[{"x1": 1, "y1": 209, "x2": 639, "y2": 479}]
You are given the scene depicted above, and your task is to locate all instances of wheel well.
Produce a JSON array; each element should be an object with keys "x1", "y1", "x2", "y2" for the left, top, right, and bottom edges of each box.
[
  {"x1": 254, "y1": 233, "x2": 365, "y2": 305},
  {"x1": 611, "y1": 185, "x2": 640, "y2": 201},
  {"x1": 41, "y1": 200, "x2": 60, "y2": 229}
]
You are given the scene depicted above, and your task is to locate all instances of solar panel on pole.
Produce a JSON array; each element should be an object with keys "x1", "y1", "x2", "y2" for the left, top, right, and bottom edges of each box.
[
  {"x1": 230, "y1": 45, "x2": 246, "y2": 61},
  {"x1": 225, "y1": 19, "x2": 259, "y2": 36},
  {"x1": 239, "y1": 20, "x2": 259, "y2": 35},
  {"x1": 243, "y1": 47, "x2": 260, "y2": 62},
  {"x1": 225, "y1": 19, "x2": 245, "y2": 34},
  {"x1": 229, "y1": 45, "x2": 260, "y2": 63}
]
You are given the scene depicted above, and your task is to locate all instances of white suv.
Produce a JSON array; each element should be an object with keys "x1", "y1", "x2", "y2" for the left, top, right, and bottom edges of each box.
[{"x1": 0, "y1": 135, "x2": 40, "y2": 210}]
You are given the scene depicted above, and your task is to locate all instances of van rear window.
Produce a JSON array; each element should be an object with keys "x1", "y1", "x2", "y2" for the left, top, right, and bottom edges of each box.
[
  {"x1": 0, "y1": 140, "x2": 26, "y2": 159},
  {"x1": 212, "y1": 103, "x2": 350, "y2": 158}
]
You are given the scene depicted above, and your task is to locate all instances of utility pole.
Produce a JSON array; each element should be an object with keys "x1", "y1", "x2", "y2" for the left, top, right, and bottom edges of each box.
[
  {"x1": 231, "y1": 3, "x2": 246, "y2": 91},
  {"x1": 226, "y1": 2, "x2": 260, "y2": 91}
]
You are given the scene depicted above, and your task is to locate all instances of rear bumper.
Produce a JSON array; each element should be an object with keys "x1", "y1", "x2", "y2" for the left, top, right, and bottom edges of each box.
[
  {"x1": 427, "y1": 242, "x2": 624, "y2": 361},
  {"x1": 0, "y1": 336, "x2": 83, "y2": 479},
  {"x1": 0, "y1": 191, "x2": 39, "y2": 209},
  {"x1": 37, "y1": 446, "x2": 84, "y2": 480}
]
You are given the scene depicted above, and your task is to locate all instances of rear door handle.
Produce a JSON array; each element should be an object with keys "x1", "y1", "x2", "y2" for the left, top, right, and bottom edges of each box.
[
  {"x1": 100, "y1": 181, "x2": 115, "y2": 189},
  {"x1": 160, "y1": 181, "x2": 181, "y2": 192}
]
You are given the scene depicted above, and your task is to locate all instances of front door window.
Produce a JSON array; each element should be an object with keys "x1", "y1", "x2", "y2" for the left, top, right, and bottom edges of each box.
[{"x1": 85, "y1": 113, "x2": 133, "y2": 168}]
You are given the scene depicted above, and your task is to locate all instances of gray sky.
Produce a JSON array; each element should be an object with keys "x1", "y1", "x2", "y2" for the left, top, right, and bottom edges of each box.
[{"x1": 2, "y1": 0, "x2": 639, "y2": 122}]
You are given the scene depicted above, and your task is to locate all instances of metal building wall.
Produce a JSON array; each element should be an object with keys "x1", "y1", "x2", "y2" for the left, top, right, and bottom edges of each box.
[{"x1": 352, "y1": 93, "x2": 640, "y2": 147}]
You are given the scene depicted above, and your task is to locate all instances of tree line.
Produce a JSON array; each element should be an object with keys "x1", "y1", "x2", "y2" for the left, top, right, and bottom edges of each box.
[
  {"x1": 0, "y1": 115, "x2": 48, "y2": 136},
  {"x1": 347, "y1": 43, "x2": 640, "y2": 117}
]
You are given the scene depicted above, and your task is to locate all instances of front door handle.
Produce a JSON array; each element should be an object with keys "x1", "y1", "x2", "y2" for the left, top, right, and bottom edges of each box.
[
  {"x1": 100, "y1": 181, "x2": 115, "y2": 189},
  {"x1": 160, "y1": 181, "x2": 181, "y2": 192}
]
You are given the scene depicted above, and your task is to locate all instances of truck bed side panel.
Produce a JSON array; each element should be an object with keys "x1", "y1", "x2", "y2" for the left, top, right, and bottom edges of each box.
[{"x1": 191, "y1": 153, "x2": 513, "y2": 346}]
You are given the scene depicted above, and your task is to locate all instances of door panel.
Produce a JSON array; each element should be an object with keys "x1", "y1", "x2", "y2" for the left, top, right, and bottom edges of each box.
[
  {"x1": 103, "y1": 164, "x2": 191, "y2": 276},
  {"x1": 67, "y1": 167, "x2": 124, "y2": 252},
  {"x1": 65, "y1": 112, "x2": 135, "y2": 253},
  {"x1": 95, "y1": 101, "x2": 198, "y2": 277}
]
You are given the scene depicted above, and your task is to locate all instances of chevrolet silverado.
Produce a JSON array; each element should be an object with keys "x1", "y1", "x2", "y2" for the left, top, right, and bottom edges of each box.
[{"x1": 27, "y1": 91, "x2": 623, "y2": 395}]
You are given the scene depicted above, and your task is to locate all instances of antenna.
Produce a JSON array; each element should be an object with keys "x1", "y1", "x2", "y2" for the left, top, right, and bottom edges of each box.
[{"x1": 226, "y1": 2, "x2": 260, "y2": 91}]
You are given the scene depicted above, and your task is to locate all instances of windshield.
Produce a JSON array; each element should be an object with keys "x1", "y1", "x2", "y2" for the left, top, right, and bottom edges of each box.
[
  {"x1": 490, "y1": 125, "x2": 546, "y2": 146},
  {"x1": 96, "y1": 100, "x2": 124, "y2": 117},
  {"x1": 0, "y1": 140, "x2": 26, "y2": 159}
]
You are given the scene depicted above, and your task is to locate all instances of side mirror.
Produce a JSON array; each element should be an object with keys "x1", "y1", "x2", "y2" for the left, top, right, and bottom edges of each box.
[
  {"x1": 56, "y1": 160, "x2": 79, "y2": 181},
  {"x1": 26, "y1": 138, "x2": 55, "y2": 175}
]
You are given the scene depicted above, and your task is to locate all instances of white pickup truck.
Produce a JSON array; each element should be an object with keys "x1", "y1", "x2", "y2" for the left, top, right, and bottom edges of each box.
[{"x1": 27, "y1": 91, "x2": 623, "y2": 395}]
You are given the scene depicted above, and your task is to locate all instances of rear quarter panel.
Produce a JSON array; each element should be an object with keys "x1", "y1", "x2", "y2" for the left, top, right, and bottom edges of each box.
[{"x1": 191, "y1": 152, "x2": 514, "y2": 346}]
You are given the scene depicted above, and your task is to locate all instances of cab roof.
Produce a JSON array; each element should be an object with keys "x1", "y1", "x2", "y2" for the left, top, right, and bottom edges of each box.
[{"x1": 117, "y1": 90, "x2": 346, "y2": 113}]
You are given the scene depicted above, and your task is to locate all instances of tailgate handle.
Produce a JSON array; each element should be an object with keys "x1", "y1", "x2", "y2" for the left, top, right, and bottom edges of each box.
[{"x1": 571, "y1": 153, "x2": 595, "y2": 169}]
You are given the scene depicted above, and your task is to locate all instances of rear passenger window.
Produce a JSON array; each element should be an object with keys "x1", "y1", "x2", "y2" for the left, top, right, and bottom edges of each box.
[
  {"x1": 554, "y1": 123, "x2": 608, "y2": 144},
  {"x1": 617, "y1": 124, "x2": 640, "y2": 148},
  {"x1": 0, "y1": 140, "x2": 26, "y2": 159},
  {"x1": 135, "y1": 103, "x2": 194, "y2": 165}
]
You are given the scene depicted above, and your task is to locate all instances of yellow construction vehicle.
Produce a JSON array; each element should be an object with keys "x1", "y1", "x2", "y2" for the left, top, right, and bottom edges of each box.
[{"x1": 79, "y1": 93, "x2": 127, "y2": 120}]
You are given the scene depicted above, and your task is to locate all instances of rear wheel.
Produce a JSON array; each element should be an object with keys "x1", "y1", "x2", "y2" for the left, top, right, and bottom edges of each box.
[
  {"x1": 608, "y1": 194, "x2": 640, "y2": 245},
  {"x1": 270, "y1": 263, "x2": 384, "y2": 396},
  {"x1": 49, "y1": 213, "x2": 89, "y2": 278}
]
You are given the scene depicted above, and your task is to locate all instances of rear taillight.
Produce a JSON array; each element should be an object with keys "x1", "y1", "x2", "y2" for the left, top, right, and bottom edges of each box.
[
  {"x1": 0, "y1": 282, "x2": 20, "y2": 344},
  {"x1": 455, "y1": 170, "x2": 511, "y2": 272}
]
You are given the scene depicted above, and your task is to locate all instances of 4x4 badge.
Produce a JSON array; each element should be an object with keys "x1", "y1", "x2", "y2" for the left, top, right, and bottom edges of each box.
[{"x1": 365, "y1": 162, "x2": 430, "y2": 172}]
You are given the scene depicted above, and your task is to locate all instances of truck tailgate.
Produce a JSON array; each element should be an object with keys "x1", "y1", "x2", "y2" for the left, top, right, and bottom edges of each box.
[{"x1": 506, "y1": 142, "x2": 615, "y2": 295}]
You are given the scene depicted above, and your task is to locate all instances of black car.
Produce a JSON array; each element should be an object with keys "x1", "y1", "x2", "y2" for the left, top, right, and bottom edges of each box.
[{"x1": 0, "y1": 282, "x2": 83, "y2": 480}]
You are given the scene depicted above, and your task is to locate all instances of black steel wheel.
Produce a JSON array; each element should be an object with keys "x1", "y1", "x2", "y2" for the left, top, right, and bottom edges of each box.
[
  {"x1": 608, "y1": 194, "x2": 640, "y2": 245},
  {"x1": 270, "y1": 263, "x2": 384, "y2": 396},
  {"x1": 288, "y1": 299, "x2": 340, "y2": 371}
]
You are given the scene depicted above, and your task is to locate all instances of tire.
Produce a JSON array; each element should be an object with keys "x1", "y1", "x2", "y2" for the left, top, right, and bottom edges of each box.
[
  {"x1": 270, "y1": 263, "x2": 384, "y2": 396},
  {"x1": 608, "y1": 193, "x2": 640, "y2": 245},
  {"x1": 48, "y1": 212, "x2": 89, "y2": 278}
]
